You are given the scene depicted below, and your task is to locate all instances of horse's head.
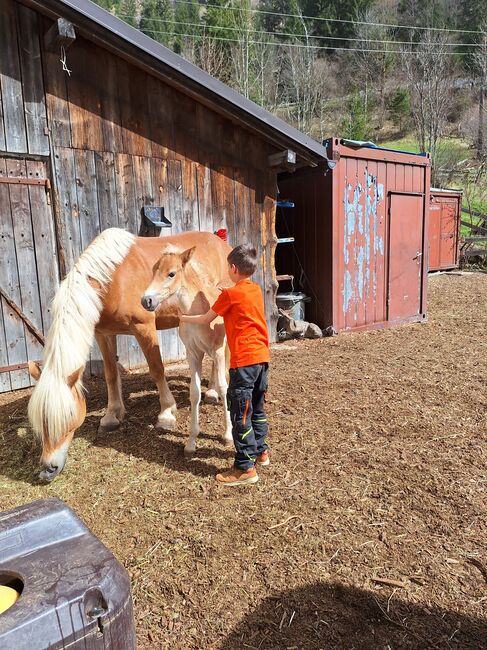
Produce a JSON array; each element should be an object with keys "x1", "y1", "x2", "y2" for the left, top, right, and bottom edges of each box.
[
  {"x1": 28, "y1": 361, "x2": 86, "y2": 481},
  {"x1": 141, "y1": 247, "x2": 195, "y2": 312}
]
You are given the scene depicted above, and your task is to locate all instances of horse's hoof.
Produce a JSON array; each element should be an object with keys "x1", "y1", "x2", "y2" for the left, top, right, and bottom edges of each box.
[
  {"x1": 98, "y1": 421, "x2": 121, "y2": 434},
  {"x1": 156, "y1": 415, "x2": 177, "y2": 431},
  {"x1": 204, "y1": 390, "x2": 219, "y2": 405},
  {"x1": 184, "y1": 447, "x2": 195, "y2": 459}
]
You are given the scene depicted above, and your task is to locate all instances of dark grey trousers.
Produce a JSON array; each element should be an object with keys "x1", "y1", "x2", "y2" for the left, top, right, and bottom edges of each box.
[{"x1": 227, "y1": 363, "x2": 269, "y2": 470}]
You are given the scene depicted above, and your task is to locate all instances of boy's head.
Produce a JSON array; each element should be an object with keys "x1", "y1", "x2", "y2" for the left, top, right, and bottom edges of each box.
[{"x1": 227, "y1": 244, "x2": 257, "y2": 279}]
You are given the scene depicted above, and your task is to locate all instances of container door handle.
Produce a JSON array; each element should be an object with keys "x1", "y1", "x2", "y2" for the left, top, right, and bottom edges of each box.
[{"x1": 413, "y1": 251, "x2": 422, "y2": 260}]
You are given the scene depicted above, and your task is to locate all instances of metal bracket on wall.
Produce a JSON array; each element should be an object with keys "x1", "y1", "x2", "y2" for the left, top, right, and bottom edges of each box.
[
  {"x1": 143, "y1": 206, "x2": 172, "y2": 228},
  {"x1": 0, "y1": 176, "x2": 51, "y2": 204},
  {"x1": 44, "y1": 18, "x2": 76, "y2": 52}
]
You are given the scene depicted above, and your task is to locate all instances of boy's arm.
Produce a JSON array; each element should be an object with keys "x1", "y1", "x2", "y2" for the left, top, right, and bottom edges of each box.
[{"x1": 178, "y1": 308, "x2": 218, "y2": 325}]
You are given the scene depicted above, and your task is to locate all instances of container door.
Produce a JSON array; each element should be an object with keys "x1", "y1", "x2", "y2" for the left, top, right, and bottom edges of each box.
[
  {"x1": 387, "y1": 193, "x2": 424, "y2": 322},
  {"x1": 439, "y1": 199, "x2": 457, "y2": 268},
  {"x1": 428, "y1": 199, "x2": 441, "y2": 270}
]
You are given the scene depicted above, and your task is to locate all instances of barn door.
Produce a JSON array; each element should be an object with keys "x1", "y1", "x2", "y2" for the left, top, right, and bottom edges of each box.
[
  {"x1": 387, "y1": 193, "x2": 424, "y2": 322},
  {"x1": 0, "y1": 157, "x2": 59, "y2": 392}
]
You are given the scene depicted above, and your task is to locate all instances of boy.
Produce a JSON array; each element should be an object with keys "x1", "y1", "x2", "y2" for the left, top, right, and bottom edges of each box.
[{"x1": 178, "y1": 244, "x2": 270, "y2": 486}]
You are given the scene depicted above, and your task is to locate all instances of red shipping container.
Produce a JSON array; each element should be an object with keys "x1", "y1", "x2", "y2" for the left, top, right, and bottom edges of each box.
[
  {"x1": 428, "y1": 188, "x2": 462, "y2": 271},
  {"x1": 276, "y1": 138, "x2": 431, "y2": 333}
]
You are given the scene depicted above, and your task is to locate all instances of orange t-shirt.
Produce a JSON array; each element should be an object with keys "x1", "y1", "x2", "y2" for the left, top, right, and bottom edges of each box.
[{"x1": 212, "y1": 279, "x2": 270, "y2": 369}]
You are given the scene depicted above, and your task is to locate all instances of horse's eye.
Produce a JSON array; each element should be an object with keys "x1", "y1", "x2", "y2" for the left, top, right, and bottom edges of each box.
[{"x1": 168, "y1": 271, "x2": 176, "y2": 278}]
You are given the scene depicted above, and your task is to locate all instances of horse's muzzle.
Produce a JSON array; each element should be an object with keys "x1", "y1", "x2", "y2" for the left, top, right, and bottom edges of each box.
[
  {"x1": 141, "y1": 295, "x2": 159, "y2": 311},
  {"x1": 39, "y1": 461, "x2": 63, "y2": 482}
]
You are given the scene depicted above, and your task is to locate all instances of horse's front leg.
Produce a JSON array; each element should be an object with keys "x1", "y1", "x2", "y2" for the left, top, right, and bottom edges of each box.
[
  {"x1": 213, "y1": 346, "x2": 233, "y2": 446},
  {"x1": 95, "y1": 333, "x2": 125, "y2": 433},
  {"x1": 184, "y1": 349, "x2": 204, "y2": 458},
  {"x1": 132, "y1": 322, "x2": 177, "y2": 430},
  {"x1": 204, "y1": 360, "x2": 219, "y2": 405}
]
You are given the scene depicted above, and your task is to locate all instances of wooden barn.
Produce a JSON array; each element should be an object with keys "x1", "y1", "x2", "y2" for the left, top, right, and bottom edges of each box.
[{"x1": 0, "y1": 0, "x2": 330, "y2": 393}]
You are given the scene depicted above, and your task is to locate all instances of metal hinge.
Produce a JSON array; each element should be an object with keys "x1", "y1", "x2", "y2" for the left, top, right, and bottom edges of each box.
[{"x1": 0, "y1": 176, "x2": 51, "y2": 204}]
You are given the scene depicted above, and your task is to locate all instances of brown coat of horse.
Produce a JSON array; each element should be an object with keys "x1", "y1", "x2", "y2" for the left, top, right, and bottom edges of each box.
[{"x1": 27, "y1": 228, "x2": 230, "y2": 480}]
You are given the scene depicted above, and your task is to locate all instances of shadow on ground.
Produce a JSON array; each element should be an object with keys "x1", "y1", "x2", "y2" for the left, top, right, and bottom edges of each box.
[
  {"x1": 0, "y1": 370, "x2": 230, "y2": 485},
  {"x1": 219, "y1": 581, "x2": 487, "y2": 649}
]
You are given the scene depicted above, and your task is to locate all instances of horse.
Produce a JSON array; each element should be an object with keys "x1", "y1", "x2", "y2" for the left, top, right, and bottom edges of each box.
[
  {"x1": 141, "y1": 245, "x2": 233, "y2": 457},
  {"x1": 27, "y1": 228, "x2": 231, "y2": 481}
]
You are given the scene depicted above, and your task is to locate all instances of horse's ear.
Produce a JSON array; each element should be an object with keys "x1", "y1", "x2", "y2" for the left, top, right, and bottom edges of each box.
[
  {"x1": 180, "y1": 247, "x2": 196, "y2": 267},
  {"x1": 28, "y1": 361, "x2": 42, "y2": 381},
  {"x1": 67, "y1": 366, "x2": 83, "y2": 388}
]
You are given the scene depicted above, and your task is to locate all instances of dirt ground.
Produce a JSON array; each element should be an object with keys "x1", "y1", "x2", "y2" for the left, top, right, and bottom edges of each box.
[{"x1": 0, "y1": 272, "x2": 486, "y2": 649}]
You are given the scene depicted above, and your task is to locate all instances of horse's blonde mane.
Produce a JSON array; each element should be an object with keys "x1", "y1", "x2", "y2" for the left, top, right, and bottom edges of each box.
[{"x1": 28, "y1": 228, "x2": 135, "y2": 442}]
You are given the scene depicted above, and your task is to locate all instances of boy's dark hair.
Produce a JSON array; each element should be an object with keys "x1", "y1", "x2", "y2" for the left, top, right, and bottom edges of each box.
[{"x1": 227, "y1": 244, "x2": 257, "y2": 276}]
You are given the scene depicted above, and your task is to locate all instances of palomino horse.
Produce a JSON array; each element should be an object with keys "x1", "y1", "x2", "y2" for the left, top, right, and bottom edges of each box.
[
  {"x1": 27, "y1": 228, "x2": 230, "y2": 480},
  {"x1": 141, "y1": 246, "x2": 233, "y2": 457}
]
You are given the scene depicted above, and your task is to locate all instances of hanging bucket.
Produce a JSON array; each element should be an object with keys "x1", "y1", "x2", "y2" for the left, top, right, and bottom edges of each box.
[{"x1": 276, "y1": 292, "x2": 310, "y2": 321}]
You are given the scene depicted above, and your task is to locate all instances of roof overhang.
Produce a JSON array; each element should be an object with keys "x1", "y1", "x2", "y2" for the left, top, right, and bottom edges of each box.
[{"x1": 22, "y1": 0, "x2": 329, "y2": 169}]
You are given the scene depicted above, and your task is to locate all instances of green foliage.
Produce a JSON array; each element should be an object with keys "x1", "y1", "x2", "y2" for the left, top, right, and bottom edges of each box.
[
  {"x1": 339, "y1": 92, "x2": 373, "y2": 140},
  {"x1": 116, "y1": 0, "x2": 137, "y2": 27},
  {"x1": 397, "y1": 0, "x2": 458, "y2": 30},
  {"x1": 94, "y1": 0, "x2": 115, "y2": 10},
  {"x1": 139, "y1": 0, "x2": 173, "y2": 46},
  {"x1": 173, "y1": 0, "x2": 200, "y2": 54},
  {"x1": 256, "y1": 0, "x2": 305, "y2": 40},
  {"x1": 387, "y1": 88, "x2": 410, "y2": 131},
  {"x1": 300, "y1": 0, "x2": 374, "y2": 39}
]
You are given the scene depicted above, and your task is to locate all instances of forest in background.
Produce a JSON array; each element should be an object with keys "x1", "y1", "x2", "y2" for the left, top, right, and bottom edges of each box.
[{"x1": 93, "y1": 0, "x2": 487, "y2": 213}]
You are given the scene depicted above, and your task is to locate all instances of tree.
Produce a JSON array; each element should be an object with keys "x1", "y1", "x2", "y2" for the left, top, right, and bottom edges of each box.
[
  {"x1": 115, "y1": 0, "x2": 137, "y2": 27},
  {"x1": 202, "y1": 0, "x2": 240, "y2": 84},
  {"x1": 256, "y1": 0, "x2": 304, "y2": 40},
  {"x1": 387, "y1": 88, "x2": 411, "y2": 132},
  {"x1": 472, "y1": 31, "x2": 487, "y2": 158},
  {"x1": 339, "y1": 91, "x2": 373, "y2": 141},
  {"x1": 139, "y1": 0, "x2": 173, "y2": 46},
  {"x1": 397, "y1": 0, "x2": 459, "y2": 32},
  {"x1": 229, "y1": 0, "x2": 254, "y2": 98},
  {"x1": 353, "y1": 4, "x2": 397, "y2": 129},
  {"x1": 401, "y1": 31, "x2": 455, "y2": 181},
  {"x1": 300, "y1": 0, "x2": 374, "y2": 41},
  {"x1": 173, "y1": 0, "x2": 201, "y2": 55}
]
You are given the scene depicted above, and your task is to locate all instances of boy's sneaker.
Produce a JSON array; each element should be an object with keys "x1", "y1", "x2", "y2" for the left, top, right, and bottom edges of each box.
[
  {"x1": 256, "y1": 451, "x2": 270, "y2": 467},
  {"x1": 215, "y1": 466, "x2": 259, "y2": 486}
]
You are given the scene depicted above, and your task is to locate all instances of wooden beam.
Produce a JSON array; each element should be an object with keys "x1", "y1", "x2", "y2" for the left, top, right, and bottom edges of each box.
[
  {"x1": 44, "y1": 18, "x2": 76, "y2": 53},
  {"x1": 268, "y1": 149, "x2": 296, "y2": 170},
  {"x1": 0, "y1": 286, "x2": 45, "y2": 346}
]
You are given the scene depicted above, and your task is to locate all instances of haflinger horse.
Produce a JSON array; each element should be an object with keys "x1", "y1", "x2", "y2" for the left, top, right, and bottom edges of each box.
[
  {"x1": 141, "y1": 246, "x2": 233, "y2": 457},
  {"x1": 27, "y1": 228, "x2": 230, "y2": 481}
]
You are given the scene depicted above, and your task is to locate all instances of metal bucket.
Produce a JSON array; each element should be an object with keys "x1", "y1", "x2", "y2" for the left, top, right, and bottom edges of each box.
[{"x1": 276, "y1": 292, "x2": 310, "y2": 321}]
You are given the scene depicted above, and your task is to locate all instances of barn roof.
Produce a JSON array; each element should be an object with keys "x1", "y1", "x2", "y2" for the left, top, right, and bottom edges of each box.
[{"x1": 24, "y1": 0, "x2": 330, "y2": 168}]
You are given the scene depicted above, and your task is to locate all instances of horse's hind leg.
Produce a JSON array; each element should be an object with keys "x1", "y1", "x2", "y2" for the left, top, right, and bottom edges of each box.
[
  {"x1": 184, "y1": 349, "x2": 204, "y2": 458},
  {"x1": 96, "y1": 333, "x2": 125, "y2": 433},
  {"x1": 133, "y1": 323, "x2": 177, "y2": 430},
  {"x1": 204, "y1": 360, "x2": 219, "y2": 405}
]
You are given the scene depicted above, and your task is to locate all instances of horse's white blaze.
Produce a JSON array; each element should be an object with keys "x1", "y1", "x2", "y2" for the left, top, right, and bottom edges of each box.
[{"x1": 28, "y1": 228, "x2": 135, "y2": 443}]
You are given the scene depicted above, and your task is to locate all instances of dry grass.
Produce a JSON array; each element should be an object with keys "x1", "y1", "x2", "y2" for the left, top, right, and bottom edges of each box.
[{"x1": 0, "y1": 273, "x2": 486, "y2": 649}]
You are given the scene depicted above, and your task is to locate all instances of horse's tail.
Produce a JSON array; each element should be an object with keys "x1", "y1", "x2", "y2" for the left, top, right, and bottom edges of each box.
[{"x1": 28, "y1": 228, "x2": 135, "y2": 441}]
